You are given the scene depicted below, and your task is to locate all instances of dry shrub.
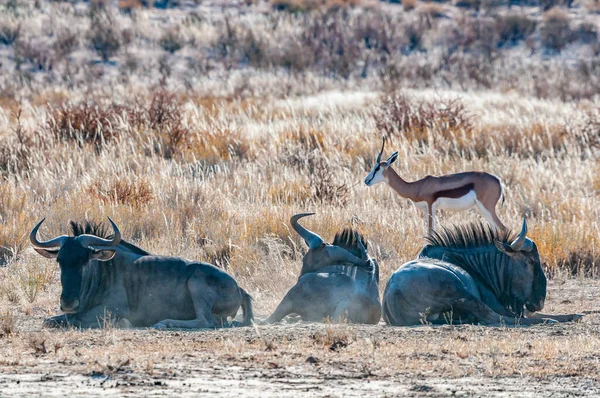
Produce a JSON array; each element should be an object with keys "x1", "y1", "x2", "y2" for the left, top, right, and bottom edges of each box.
[
  {"x1": 87, "y1": 8, "x2": 127, "y2": 62},
  {"x1": 0, "y1": 185, "x2": 29, "y2": 265},
  {"x1": 0, "y1": 15, "x2": 20, "y2": 46},
  {"x1": 187, "y1": 126, "x2": 252, "y2": 164},
  {"x1": 46, "y1": 101, "x2": 123, "y2": 151},
  {"x1": 308, "y1": 154, "x2": 349, "y2": 207},
  {"x1": 159, "y1": 28, "x2": 185, "y2": 54},
  {"x1": 574, "y1": 22, "x2": 598, "y2": 45},
  {"x1": 496, "y1": 13, "x2": 537, "y2": 46},
  {"x1": 0, "y1": 311, "x2": 15, "y2": 337},
  {"x1": 417, "y1": 3, "x2": 446, "y2": 19},
  {"x1": 271, "y1": 0, "x2": 361, "y2": 12},
  {"x1": 141, "y1": 91, "x2": 190, "y2": 159},
  {"x1": 14, "y1": 37, "x2": 55, "y2": 71},
  {"x1": 88, "y1": 179, "x2": 154, "y2": 209},
  {"x1": 118, "y1": 0, "x2": 142, "y2": 13},
  {"x1": 16, "y1": 260, "x2": 56, "y2": 304},
  {"x1": 375, "y1": 92, "x2": 473, "y2": 146},
  {"x1": 402, "y1": 0, "x2": 418, "y2": 11},
  {"x1": 0, "y1": 108, "x2": 32, "y2": 179},
  {"x1": 541, "y1": 8, "x2": 573, "y2": 52}
]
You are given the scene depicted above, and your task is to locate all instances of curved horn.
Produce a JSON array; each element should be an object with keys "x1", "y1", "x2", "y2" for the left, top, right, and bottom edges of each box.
[
  {"x1": 376, "y1": 137, "x2": 385, "y2": 163},
  {"x1": 290, "y1": 213, "x2": 324, "y2": 249},
  {"x1": 30, "y1": 218, "x2": 68, "y2": 249},
  {"x1": 354, "y1": 231, "x2": 369, "y2": 261},
  {"x1": 510, "y1": 218, "x2": 528, "y2": 251},
  {"x1": 78, "y1": 217, "x2": 122, "y2": 248}
]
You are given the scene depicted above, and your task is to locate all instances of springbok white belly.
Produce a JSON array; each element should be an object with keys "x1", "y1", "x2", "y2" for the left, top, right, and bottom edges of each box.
[
  {"x1": 414, "y1": 191, "x2": 478, "y2": 212},
  {"x1": 434, "y1": 190, "x2": 477, "y2": 211}
]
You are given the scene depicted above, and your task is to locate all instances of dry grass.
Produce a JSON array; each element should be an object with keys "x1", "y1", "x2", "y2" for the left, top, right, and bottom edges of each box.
[{"x1": 0, "y1": 2, "x2": 598, "y2": 395}]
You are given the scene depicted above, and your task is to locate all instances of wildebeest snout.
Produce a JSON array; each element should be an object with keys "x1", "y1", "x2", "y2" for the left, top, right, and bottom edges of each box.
[
  {"x1": 60, "y1": 298, "x2": 80, "y2": 313},
  {"x1": 526, "y1": 298, "x2": 544, "y2": 313}
]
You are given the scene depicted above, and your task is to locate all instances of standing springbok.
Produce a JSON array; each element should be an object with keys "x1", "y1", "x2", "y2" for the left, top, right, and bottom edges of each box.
[{"x1": 364, "y1": 139, "x2": 506, "y2": 233}]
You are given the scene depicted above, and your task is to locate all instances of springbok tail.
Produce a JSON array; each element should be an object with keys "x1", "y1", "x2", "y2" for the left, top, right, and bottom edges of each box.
[{"x1": 239, "y1": 288, "x2": 254, "y2": 327}]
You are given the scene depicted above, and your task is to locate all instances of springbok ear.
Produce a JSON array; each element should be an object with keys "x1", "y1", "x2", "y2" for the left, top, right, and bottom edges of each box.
[
  {"x1": 91, "y1": 249, "x2": 116, "y2": 261},
  {"x1": 386, "y1": 152, "x2": 399, "y2": 166},
  {"x1": 34, "y1": 248, "x2": 59, "y2": 259}
]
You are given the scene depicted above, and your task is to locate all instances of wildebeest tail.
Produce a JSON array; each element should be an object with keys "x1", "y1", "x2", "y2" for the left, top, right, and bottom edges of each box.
[
  {"x1": 239, "y1": 288, "x2": 254, "y2": 326},
  {"x1": 500, "y1": 183, "x2": 505, "y2": 207}
]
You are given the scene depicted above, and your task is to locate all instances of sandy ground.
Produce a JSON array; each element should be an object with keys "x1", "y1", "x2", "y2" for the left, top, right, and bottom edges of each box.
[{"x1": 1, "y1": 279, "x2": 600, "y2": 397}]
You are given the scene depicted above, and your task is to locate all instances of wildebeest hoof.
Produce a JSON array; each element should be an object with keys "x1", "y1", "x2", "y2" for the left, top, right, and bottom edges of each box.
[
  {"x1": 153, "y1": 322, "x2": 167, "y2": 329},
  {"x1": 543, "y1": 318, "x2": 559, "y2": 324},
  {"x1": 43, "y1": 315, "x2": 71, "y2": 328},
  {"x1": 572, "y1": 314, "x2": 584, "y2": 322}
]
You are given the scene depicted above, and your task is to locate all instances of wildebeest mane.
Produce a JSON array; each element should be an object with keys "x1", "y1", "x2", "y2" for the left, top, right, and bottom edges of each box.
[
  {"x1": 69, "y1": 220, "x2": 150, "y2": 256},
  {"x1": 425, "y1": 221, "x2": 514, "y2": 249},
  {"x1": 332, "y1": 228, "x2": 367, "y2": 259}
]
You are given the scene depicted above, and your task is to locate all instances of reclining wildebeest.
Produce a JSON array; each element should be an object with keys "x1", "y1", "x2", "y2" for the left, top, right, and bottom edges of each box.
[
  {"x1": 30, "y1": 218, "x2": 253, "y2": 329},
  {"x1": 383, "y1": 219, "x2": 582, "y2": 326},
  {"x1": 265, "y1": 213, "x2": 381, "y2": 324}
]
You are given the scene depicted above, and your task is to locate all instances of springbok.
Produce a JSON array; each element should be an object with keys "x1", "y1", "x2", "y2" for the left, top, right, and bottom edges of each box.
[{"x1": 364, "y1": 139, "x2": 506, "y2": 233}]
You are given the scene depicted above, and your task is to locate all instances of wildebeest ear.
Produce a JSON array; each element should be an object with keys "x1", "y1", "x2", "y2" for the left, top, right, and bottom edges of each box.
[
  {"x1": 91, "y1": 249, "x2": 116, "y2": 261},
  {"x1": 495, "y1": 240, "x2": 516, "y2": 255},
  {"x1": 386, "y1": 152, "x2": 399, "y2": 166},
  {"x1": 33, "y1": 248, "x2": 59, "y2": 259}
]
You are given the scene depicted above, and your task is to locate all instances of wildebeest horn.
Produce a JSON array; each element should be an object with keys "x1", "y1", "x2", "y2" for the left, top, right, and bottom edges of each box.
[
  {"x1": 290, "y1": 213, "x2": 324, "y2": 249},
  {"x1": 78, "y1": 217, "x2": 122, "y2": 248},
  {"x1": 510, "y1": 218, "x2": 528, "y2": 251},
  {"x1": 354, "y1": 231, "x2": 369, "y2": 261},
  {"x1": 30, "y1": 218, "x2": 68, "y2": 248},
  {"x1": 376, "y1": 137, "x2": 385, "y2": 163}
]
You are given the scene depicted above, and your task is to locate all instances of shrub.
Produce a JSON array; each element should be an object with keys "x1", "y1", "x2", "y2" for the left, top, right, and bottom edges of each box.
[
  {"x1": 159, "y1": 28, "x2": 185, "y2": 54},
  {"x1": 14, "y1": 37, "x2": 55, "y2": 71},
  {"x1": 88, "y1": 179, "x2": 154, "y2": 208},
  {"x1": 375, "y1": 91, "x2": 473, "y2": 145},
  {"x1": 402, "y1": 0, "x2": 418, "y2": 11},
  {"x1": 0, "y1": 16, "x2": 20, "y2": 46},
  {"x1": 541, "y1": 8, "x2": 573, "y2": 52},
  {"x1": 496, "y1": 13, "x2": 537, "y2": 46},
  {"x1": 0, "y1": 107, "x2": 32, "y2": 179},
  {"x1": 87, "y1": 9, "x2": 125, "y2": 62},
  {"x1": 0, "y1": 311, "x2": 15, "y2": 337},
  {"x1": 46, "y1": 101, "x2": 123, "y2": 151}
]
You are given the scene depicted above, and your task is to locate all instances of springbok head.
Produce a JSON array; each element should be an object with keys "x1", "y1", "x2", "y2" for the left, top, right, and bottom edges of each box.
[
  {"x1": 364, "y1": 138, "x2": 398, "y2": 186},
  {"x1": 30, "y1": 217, "x2": 121, "y2": 313},
  {"x1": 291, "y1": 213, "x2": 370, "y2": 276}
]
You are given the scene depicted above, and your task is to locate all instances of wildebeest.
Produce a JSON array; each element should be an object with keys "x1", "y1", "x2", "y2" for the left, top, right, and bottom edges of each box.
[
  {"x1": 383, "y1": 220, "x2": 582, "y2": 326},
  {"x1": 265, "y1": 213, "x2": 381, "y2": 324},
  {"x1": 30, "y1": 218, "x2": 253, "y2": 329}
]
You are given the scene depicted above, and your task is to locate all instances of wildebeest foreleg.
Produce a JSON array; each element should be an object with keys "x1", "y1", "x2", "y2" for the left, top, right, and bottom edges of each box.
[
  {"x1": 264, "y1": 294, "x2": 295, "y2": 324},
  {"x1": 452, "y1": 296, "x2": 558, "y2": 326},
  {"x1": 524, "y1": 310, "x2": 583, "y2": 323},
  {"x1": 43, "y1": 314, "x2": 76, "y2": 328}
]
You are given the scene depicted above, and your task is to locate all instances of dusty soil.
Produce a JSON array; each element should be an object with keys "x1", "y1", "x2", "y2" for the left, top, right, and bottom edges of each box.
[{"x1": 1, "y1": 279, "x2": 600, "y2": 397}]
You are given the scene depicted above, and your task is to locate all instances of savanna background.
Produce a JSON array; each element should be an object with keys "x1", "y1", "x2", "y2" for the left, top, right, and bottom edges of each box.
[{"x1": 1, "y1": 0, "x2": 600, "y2": 396}]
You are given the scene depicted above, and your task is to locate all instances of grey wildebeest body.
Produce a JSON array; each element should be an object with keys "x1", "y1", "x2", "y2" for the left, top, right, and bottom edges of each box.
[
  {"x1": 31, "y1": 219, "x2": 253, "y2": 329},
  {"x1": 383, "y1": 220, "x2": 582, "y2": 326},
  {"x1": 266, "y1": 213, "x2": 381, "y2": 324}
]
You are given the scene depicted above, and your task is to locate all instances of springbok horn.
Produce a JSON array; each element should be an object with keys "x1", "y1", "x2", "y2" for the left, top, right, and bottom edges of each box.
[
  {"x1": 290, "y1": 213, "x2": 324, "y2": 249},
  {"x1": 30, "y1": 218, "x2": 68, "y2": 249},
  {"x1": 78, "y1": 217, "x2": 122, "y2": 248},
  {"x1": 354, "y1": 231, "x2": 369, "y2": 261},
  {"x1": 376, "y1": 137, "x2": 385, "y2": 163},
  {"x1": 510, "y1": 218, "x2": 528, "y2": 251}
]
